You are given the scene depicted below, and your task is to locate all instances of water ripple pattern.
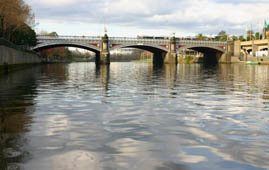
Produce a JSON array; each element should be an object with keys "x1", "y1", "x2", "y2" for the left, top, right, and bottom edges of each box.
[{"x1": 0, "y1": 63, "x2": 269, "y2": 170}]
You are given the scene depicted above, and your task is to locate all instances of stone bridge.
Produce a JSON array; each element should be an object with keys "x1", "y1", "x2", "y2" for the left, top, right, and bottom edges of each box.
[{"x1": 33, "y1": 34, "x2": 229, "y2": 65}]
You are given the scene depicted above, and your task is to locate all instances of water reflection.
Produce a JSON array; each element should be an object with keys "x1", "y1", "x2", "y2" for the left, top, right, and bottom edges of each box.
[
  {"x1": 24, "y1": 150, "x2": 101, "y2": 170},
  {"x1": 41, "y1": 64, "x2": 69, "y2": 82},
  {"x1": 96, "y1": 65, "x2": 110, "y2": 93},
  {"x1": 164, "y1": 64, "x2": 177, "y2": 89},
  {"x1": 0, "y1": 67, "x2": 40, "y2": 170},
  {"x1": 155, "y1": 162, "x2": 189, "y2": 170},
  {"x1": 0, "y1": 63, "x2": 269, "y2": 170}
]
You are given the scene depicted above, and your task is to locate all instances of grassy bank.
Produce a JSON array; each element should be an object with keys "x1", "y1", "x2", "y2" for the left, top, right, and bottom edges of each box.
[
  {"x1": 132, "y1": 59, "x2": 153, "y2": 63},
  {"x1": 178, "y1": 56, "x2": 196, "y2": 64}
]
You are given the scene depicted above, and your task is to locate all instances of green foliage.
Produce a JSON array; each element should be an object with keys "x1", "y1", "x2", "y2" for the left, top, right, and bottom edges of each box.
[
  {"x1": 39, "y1": 31, "x2": 58, "y2": 37},
  {"x1": 195, "y1": 33, "x2": 207, "y2": 40},
  {"x1": 214, "y1": 31, "x2": 228, "y2": 41},
  {"x1": 218, "y1": 31, "x2": 227, "y2": 37},
  {"x1": 11, "y1": 24, "x2": 37, "y2": 46},
  {"x1": 41, "y1": 47, "x2": 95, "y2": 62},
  {"x1": 48, "y1": 32, "x2": 58, "y2": 37},
  {"x1": 255, "y1": 32, "x2": 262, "y2": 40},
  {"x1": 184, "y1": 56, "x2": 194, "y2": 64},
  {"x1": 133, "y1": 59, "x2": 152, "y2": 63},
  {"x1": 0, "y1": 0, "x2": 37, "y2": 46},
  {"x1": 239, "y1": 35, "x2": 246, "y2": 41},
  {"x1": 264, "y1": 21, "x2": 269, "y2": 31},
  {"x1": 231, "y1": 36, "x2": 238, "y2": 40},
  {"x1": 246, "y1": 30, "x2": 254, "y2": 41}
]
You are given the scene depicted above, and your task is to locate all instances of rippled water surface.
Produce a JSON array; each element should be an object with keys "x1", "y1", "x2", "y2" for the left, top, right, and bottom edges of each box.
[{"x1": 1, "y1": 62, "x2": 269, "y2": 170}]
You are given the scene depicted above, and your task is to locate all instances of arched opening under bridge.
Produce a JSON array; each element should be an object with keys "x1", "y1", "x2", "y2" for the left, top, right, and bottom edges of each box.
[
  {"x1": 33, "y1": 43, "x2": 101, "y2": 64},
  {"x1": 111, "y1": 44, "x2": 168, "y2": 65}
]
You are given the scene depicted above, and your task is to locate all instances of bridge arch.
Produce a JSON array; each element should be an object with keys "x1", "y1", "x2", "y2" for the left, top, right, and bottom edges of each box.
[
  {"x1": 33, "y1": 42, "x2": 101, "y2": 63},
  {"x1": 246, "y1": 49, "x2": 252, "y2": 54},
  {"x1": 111, "y1": 44, "x2": 168, "y2": 65},
  {"x1": 260, "y1": 48, "x2": 268, "y2": 51},
  {"x1": 33, "y1": 42, "x2": 101, "y2": 53},
  {"x1": 111, "y1": 44, "x2": 169, "y2": 53},
  {"x1": 180, "y1": 45, "x2": 225, "y2": 65}
]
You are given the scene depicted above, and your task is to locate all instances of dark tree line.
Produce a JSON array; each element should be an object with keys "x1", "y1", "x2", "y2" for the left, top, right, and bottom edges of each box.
[{"x1": 0, "y1": 0, "x2": 37, "y2": 46}]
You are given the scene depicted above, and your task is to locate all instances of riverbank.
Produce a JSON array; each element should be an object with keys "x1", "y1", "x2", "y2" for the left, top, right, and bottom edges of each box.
[
  {"x1": 0, "y1": 38, "x2": 41, "y2": 74},
  {"x1": 132, "y1": 59, "x2": 152, "y2": 63},
  {"x1": 231, "y1": 55, "x2": 269, "y2": 65}
]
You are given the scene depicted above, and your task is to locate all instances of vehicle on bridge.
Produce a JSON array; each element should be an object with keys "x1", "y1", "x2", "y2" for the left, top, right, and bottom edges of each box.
[{"x1": 137, "y1": 35, "x2": 169, "y2": 40}]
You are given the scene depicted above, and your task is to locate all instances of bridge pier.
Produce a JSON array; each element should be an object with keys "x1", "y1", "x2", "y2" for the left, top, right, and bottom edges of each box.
[
  {"x1": 95, "y1": 52, "x2": 100, "y2": 65},
  {"x1": 252, "y1": 43, "x2": 258, "y2": 57},
  {"x1": 164, "y1": 36, "x2": 178, "y2": 64},
  {"x1": 225, "y1": 41, "x2": 233, "y2": 63},
  {"x1": 99, "y1": 34, "x2": 110, "y2": 65},
  {"x1": 153, "y1": 52, "x2": 166, "y2": 66},
  {"x1": 233, "y1": 40, "x2": 241, "y2": 59}
]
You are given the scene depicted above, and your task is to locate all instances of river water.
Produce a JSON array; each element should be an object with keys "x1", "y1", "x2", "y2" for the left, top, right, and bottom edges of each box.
[{"x1": 0, "y1": 62, "x2": 269, "y2": 170}]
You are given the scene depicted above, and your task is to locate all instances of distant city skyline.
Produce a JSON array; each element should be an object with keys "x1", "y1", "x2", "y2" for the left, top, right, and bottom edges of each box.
[{"x1": 25, "y1": 0, "x2": 269, "y2": 37}]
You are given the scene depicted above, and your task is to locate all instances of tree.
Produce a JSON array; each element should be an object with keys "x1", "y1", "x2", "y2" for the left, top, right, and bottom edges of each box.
[
  {"x1": 39, "y1": 31, "x2": 58, "y2": 37},
  {"x1": 11, "y1": 24, "x2": 37, "y2": 46},
  {"x1": 264, "y1": 21, "x2": 269, "y2": 39},
  {"x1": 231, "y1": 36, "x2": 238, "y2": 41},
  {"x1": 214, "y1": 31, "x2": 228, "y2": 41},
  {"x1": 264, "y1": 21, "x2": 269, "y2": 31},
  {"x1": 41, "y1": 47, "x2": 70, "y2": 61},
  {"x1": 48, "y1": 32, "x2": 58, "y2": 37},
  {"x1": 246, "y1": 30, "x2": 254, "y2": 41},
  {"x1": 0, "y1": 0, "x2": 35, "y2": 41},
  {"x1": 255, "y1": 32, "x2": 262, "y2": 40},
  {"x1": 239, "y1": 35, "x2": 246, "y2": 41},
  {"x1": 195, "y1": 33, "x2": 207, "y2": 40}
]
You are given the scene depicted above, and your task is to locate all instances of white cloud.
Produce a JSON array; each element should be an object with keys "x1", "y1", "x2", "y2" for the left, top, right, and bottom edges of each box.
[
  {"x1": 25, "y1": 0, "x2": 269, "y2": 36},
  {"x1": 30, "y1": 0, "x2": 76, "y2": 6}
]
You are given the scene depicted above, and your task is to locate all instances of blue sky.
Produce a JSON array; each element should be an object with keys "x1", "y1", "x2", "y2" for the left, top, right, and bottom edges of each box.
[{"x1": 25, "y1": 0, "x2": 269, "y2": 37}]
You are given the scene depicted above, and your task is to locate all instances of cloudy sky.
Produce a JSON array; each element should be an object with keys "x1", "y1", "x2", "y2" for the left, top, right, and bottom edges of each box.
[{"x1": 25, "y1": 0, "x2": 269, "y2": 37}]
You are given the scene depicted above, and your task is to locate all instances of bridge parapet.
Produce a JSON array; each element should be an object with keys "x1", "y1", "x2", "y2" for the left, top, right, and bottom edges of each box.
[
  {"x1": 37, "y1": 36, "x2": 101, "y2": 44},
  {"x1": 36, "y1": 35, "x2": 226, "y2": 50},
  {"x1": 178, "y1": 40, "x2": 226, "y2": 46},
  {"x1": 37, "y1": 35, "x2": 102, "y2": 40},
  {"x1": 109, "y1": 37, "x2": 169, "y2": 45},
  {"x1": 34, "y1": 36, "x2": 101, "y2": 52},
  {"x1": 177, "y1": 40, "x2": 227, "y2": 53}
]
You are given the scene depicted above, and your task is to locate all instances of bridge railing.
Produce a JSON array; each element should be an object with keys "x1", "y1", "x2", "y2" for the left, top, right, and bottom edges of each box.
[
  {"x1": 37, "y1": 35, "x2": 102, "y2": 41},
  {"x1": 178, "y1": 40, "x2": 227, "y2": 46},
  {"x1": 37, "y1": 35, "x2": 227, "y2": 46},
  {"x1": 37, "y1": 35, "x2": 170, "y2": 44},
  {"x1": 109, "y1": 37, "x2": 170, "y2": 44}
]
